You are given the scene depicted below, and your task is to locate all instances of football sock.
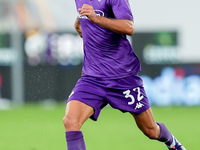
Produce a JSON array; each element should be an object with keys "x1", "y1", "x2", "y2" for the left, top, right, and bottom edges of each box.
[
  {"x1": 65, "y1": 131, "x2": 86, "y2": 150},
  {"x1": 156, "y1": 122, "x2": 175, "y2": 148}
]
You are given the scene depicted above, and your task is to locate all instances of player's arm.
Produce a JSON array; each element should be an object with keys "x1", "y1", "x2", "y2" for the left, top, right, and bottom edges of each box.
[
  {"x1": 78, "y1": 4, "x2": 134, "y2": 36},
  {"x1": 74, "y1": 17, "x2": 82, "y2": 38}
]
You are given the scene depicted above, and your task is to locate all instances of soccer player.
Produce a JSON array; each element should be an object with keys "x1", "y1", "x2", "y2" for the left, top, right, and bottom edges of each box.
[{"x1": 63, "y1": 0, "x2": 186, "y2": 149}]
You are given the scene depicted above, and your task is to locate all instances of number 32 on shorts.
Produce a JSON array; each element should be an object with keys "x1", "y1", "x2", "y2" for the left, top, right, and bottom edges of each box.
[{"x1": 123, "y1": 87, "x2": 144, "y2": 105}]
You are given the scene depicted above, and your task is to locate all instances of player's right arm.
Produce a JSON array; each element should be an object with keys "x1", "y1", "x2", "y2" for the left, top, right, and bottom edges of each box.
[
  {"x1": 78, "y1": 4, "x2": 134, "y2": 36},
  {"x1": 74, "y1": 17, "x2": 82, "y2": 38}
]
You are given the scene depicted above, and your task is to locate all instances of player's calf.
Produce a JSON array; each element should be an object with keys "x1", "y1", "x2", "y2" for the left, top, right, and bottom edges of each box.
[{"x1": 143, "y1": 127, "x2": 160, "y2": 140}]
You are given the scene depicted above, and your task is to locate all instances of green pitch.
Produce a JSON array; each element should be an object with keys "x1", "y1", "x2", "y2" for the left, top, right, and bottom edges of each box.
[{"x1": 0, "y1": 103, "x2": 199, "y2": 150}]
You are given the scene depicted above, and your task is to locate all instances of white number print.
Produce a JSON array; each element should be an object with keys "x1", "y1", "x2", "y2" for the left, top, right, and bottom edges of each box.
[
  {"x1": 133, "y1": 87, "x2": 144, "y2": 101},
  {"x1": 123, "y1": 87, "x2": 144, "y2": 105},
  {"x1": 123, "y1": 90, "x2": 135, "y2": 105}
]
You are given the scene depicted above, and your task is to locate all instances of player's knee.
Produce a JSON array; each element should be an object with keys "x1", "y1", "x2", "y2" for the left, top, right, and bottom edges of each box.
[{"x1": 63, "y1": 115, "x2": 82, "y2": 131}]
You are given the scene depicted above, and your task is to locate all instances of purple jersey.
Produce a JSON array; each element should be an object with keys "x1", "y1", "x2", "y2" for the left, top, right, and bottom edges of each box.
[{"x1": 75, "y1": 0, "x2": 141, "y2": 79}]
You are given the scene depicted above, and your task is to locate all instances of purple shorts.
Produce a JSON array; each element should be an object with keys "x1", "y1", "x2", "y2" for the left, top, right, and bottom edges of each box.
[{"x1": 67, "y1": 75, "x2": 151, "y2": 121}]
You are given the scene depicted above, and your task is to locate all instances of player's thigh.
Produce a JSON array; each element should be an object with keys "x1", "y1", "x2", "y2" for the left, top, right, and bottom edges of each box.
[
  {"x1": 64, "y1": 100, "x2": 94, "y2": 128},
  {"x1": 130, "y1": 108, "x2": 160, "y2": 138}
]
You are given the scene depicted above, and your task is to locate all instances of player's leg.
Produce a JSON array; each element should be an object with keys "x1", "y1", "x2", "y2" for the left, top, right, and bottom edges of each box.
[
  {"x1": 130, "y1": 108, "x2": 186, "y2": 150},
  {"x1": 104, "y1": 74, "x2": 186, "y2": 149},
  {"x1": 63, "y1": 76, "x2": 108, "y2": 150},
  {"x1": 63, "y1": 100, "x2": 94, "y2": 150},
  {"x1": 130, "y1": 108, "x2": 160, "y2": 139},
  {"x1": 63, "y1": 100, "x2": 94, "y2": 131}
]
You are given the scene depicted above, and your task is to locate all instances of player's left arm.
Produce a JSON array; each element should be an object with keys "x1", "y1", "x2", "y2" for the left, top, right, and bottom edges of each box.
[
  {"x1": 74, "y1": 17, "x2": 82, "y2": 38},
  {"x1": 78, "y1": 4, "x2": 134, "y2": 36}
]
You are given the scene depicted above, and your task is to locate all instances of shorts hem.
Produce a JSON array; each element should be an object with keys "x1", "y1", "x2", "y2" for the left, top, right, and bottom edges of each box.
[{"x1": 67, "y1": 99, "x2": 98, "y2": 121}]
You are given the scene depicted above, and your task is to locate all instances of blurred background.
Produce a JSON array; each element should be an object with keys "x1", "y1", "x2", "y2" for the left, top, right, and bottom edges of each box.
[
  {"x1": 0, "y1": 0, "x2": 200, "y2": 150},
  {"x1": 0, "y1": 0, "x2": 200, "y2": 107}
]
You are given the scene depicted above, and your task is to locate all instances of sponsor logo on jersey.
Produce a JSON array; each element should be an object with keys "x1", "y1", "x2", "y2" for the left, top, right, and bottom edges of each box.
[
  {"x1": 79, "y1": 10, "x2": 104, "y2": 19},
  {"x1": 94, "y1": 10, "x2": 104, "y2": 17}
]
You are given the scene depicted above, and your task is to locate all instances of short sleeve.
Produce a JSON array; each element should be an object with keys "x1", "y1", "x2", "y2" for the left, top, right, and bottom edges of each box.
[{"x1": 108, "y1": 0, "x2": 134, "y2": 21}]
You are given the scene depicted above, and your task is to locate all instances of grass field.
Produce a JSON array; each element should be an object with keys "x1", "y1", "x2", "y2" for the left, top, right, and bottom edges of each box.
[{"x1": 0, "y1": 103, "x2": 199, "y2": 150}]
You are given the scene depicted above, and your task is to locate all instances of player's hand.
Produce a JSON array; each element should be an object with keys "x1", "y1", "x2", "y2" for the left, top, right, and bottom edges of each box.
[{"x1": 78, "y1": 4, "x2": 98, "y2": 22}]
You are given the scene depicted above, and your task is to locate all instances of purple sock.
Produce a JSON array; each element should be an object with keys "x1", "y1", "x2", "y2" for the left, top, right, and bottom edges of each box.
[
  {"x1": 156, "y1": 122, "x2": 173, "y2": 146},
  {"x1": 65, "y1": 131, "x2": 86, "y2": 150}
]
